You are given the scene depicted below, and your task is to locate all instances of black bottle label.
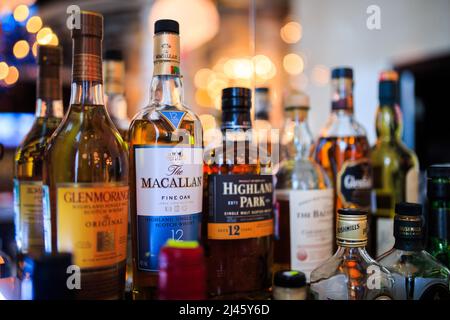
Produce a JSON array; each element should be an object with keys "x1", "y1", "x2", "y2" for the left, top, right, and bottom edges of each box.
[
  {"x1": 337, "y1": 159, "x2": 372, "y2": 208},
  {"x1": 208, "y1": 174, "x2": 273, "y2": 240}
]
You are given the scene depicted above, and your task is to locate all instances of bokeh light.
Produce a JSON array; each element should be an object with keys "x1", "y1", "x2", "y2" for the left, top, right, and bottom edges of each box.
[
  {"x1": 26, "y1": 16, "x2": 43, "y2": 33},
  {"x1": 312, "y1": 64, "x2": 331, "y2": 86},
  {"x1": 32, "y1": 42, "x2": 38, "y2": 57},
  {"x1": 283, "y1": 53, "x2": 304, "y2": 75},
  {"x1": 194, "y1": 68, "x2": 213, "y2": 89},
  {"x1": 36, "y1": 27, "x2": 53, "y2": 45},
  {"x1": 13, "y1": 4, "x2": 29, "y2": 22},
  {"x1": 280, "y1": 21, "x2": 302, "y2": 44},
  {"x1": 0, "y1": 62, "x2": 9, "y2": 80},
  {"x1": 13, "y1": 40, "x2": 30, "y2": 59},
  {"x1": 4, "y1": 66, "x2": 19, "y2": 85}
]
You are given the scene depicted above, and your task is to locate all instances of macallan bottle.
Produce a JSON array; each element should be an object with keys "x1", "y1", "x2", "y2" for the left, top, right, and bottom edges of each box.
[
  {"x1": 42, "y1": 11, "x2": 129, "y2": 300},
  {"x1": 314, "y1": 67, "x2": 373, "y2": 252},
  {"x1": 275, "y1": 90, "x2": 333, "y2": 280},
  {"x1": 14, "y1": 45, "x2": 63, "y2": 265},
  {"x1": 103, "y1": 50, "x2": 130, "y2": 139},
  {"x1": 203, "y1": 87, "x2": 273, "y2": 299},
  {"x1": 128, "y1": 19, "x2": 203, "y2": 299},
  {"x1": 370, "y1": 71, "x2": 419, "y2": 257}
]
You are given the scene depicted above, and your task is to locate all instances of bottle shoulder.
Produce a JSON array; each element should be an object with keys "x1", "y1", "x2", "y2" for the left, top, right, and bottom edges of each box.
[
  {"x1": 276, "y1": 159, "x2": 331, "y2": 190},
  {"x1": 320, "y1": 113, "x2": 368, "y2": 138}
]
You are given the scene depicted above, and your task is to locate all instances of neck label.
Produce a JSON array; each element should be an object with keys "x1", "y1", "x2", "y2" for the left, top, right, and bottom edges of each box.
[{"x1": 153, "y1": 32, "x2": 180, "y2": 76}]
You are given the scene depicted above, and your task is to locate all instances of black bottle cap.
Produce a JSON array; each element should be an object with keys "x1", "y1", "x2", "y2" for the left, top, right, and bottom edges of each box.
[
  {"x1": 428, "y1": 164, "x2": 450, "y2": 178},
  {"x1": 274, "y1": 270, "x2": 306, "y2": 288},
  {"x1": 395, "y1": 202, "x2": 423, "y2": 216},
  {"x1": 222, "y1": 87, "x2": 252, "y2": 110},
  {"x1": 155, "y1": 19, "x2": 179, "y2": 34},
  {"x1": 255, "y1": 87, "x2": 269, "y2": 93},
  {"x1": 332, "y1": 67, "x2": 353, "y2": 79},
  {"x1": 104, "y1": 49, "x2": 123, "y2": 61},
  {"x1": 26, "y1": 253, "x2": 75, "y2": 300},
  {"x1": 338, "y1": 208, "x2": 367, "y2": 216}
]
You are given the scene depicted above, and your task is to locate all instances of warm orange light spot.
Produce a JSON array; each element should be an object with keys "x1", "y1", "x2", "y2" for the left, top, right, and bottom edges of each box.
[
  {"x1": 4, "y1": 66, "x2": 19, "y2": 85},
  {"x1": 13, "y1": 40, "x2": 30, "y2": 59},
  {"x1": 26, "y1": 16, "x2": 43, "y2": 33}
]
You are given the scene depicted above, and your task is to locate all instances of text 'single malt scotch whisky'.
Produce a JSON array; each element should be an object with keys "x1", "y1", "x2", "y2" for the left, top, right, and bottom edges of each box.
[
  {"x1": 42, "y1": 12, "x2": 129, "y2": 300},
  {"x1": 310, "y1": 208, "x2": 394, "y2": 300},
  {"x1": 128, "y1": 19, "x2": 203, "y2": 299},
  {"x1": 378, "y1": 203, "x2": 450, "y2": 299},
  {"x1": 203, "y1": 87, "x2": 273, "y2": 299},
  {"x1": 103, "y1": 50, "x2": 130, "y2": 140},
  {"x1": 370, "y1": 71, "x2": 419, "y2": 256},
  {"x1": 314, "y1": 67, "x2": 373, "y2": 252},
  {"x1": 275, "y1": 91, "x2": 333, "y2": 280},
  {"x1": 14, "y1": 45, "x2": 63, "y2": 261}
]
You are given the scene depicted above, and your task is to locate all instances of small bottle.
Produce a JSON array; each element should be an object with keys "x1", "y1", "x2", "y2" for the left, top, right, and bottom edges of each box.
[
  {"x1": 427, "y1": 164, "x2": 450, "y2": 268},
  {"x1": 371, "y1": 70, "x2": 420, "y2": 257},
  {"x1": 310, "y1": 208, "x2": 394, "y2": 300},
  {"x1": 14, "y1": 45, "x2": 63, "y2": 265},
  {"x1": 42, "y1": 11, "x2": 129, "y2": 300},
  {"x1": 314, "y1": 67, "x2": 373, "y2": 253},
  {"x1": 158, "y1": 240, "x2": 206, "y2": 300},
  {"x1": 275, "y1": 90, "x2": 333, "y2": 280},
  {"x1": 378, "y1": 202, "x2": 450, "y2": 299},
  {"x1": 273, "y1": 270, "x2": 307, "y2": 300},
  {"x1": 103, "y1": 49, "x2": 130, "y2": 139}
]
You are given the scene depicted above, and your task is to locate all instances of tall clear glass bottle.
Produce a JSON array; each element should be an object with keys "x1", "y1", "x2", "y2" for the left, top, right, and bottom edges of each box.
[
  {"x1": 128, "y1": 19, "x2": 203, "y2": 299},
  {"x1": 378, "y1": 202, "x2": 450, "y2": 299},
  {"x1": 371, "y1": 71, "x2": 419, "y2": 257},
  {"x1": 275, "y1": 90, "x2": 333, "y2": 280},
  {"x1": 314, "y1": 67, "x2": 373, "y2": 253},
  {"x1": 14, "y1": 45, "x2": 63, "y2": 264},
  {"x1": 42, "y1": 12, "x2": 129, "y2": 300},
  {"x1": 310, "y1": 208, "x2": 394, "y2": 300},
  {"x1": 103, "y1": 50, "x2": 130, "y2": 140}
]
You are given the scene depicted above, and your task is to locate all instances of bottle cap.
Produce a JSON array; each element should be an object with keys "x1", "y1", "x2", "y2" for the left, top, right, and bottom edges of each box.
[
  {"x1": 332, "y1": 67, "x2": 353, "y2": 79},
  {"x1": 104, "y1": 49, "x2": 123, "y2": 61},
  {"x1": 284, "y1": 90, "x2": 310, "y2": 111},
  {"x1": 427, "y1": 164, "x2": 450, "y2": 199},
  {"x1": 38, "y1": 45, "x2": 62, "y2": 66},
  {"x1": 336, "y1": 208, "x2": 368, "y2": 247},
  {"x1": 395, "y1": 202, "x2": 422, "y2": 216},
  {"x1": 155, "y1": 19, "x2": 179, "y2": 34},
  {"x1": 274, "y1": 270, "x2": 306, "y2": 288},
  {"x1": 428, "y1": 164, "x2": 450, "y2": 178},
  {"x1": 221, "y1": 87, "x2": 252, "y2": 110},
  {"x1": 394, "y1": 202, "x2": 423, "y2": 243},
  {"x1": 379, "y1": 70, "x2": 399, "y2": 82},
  {"x1": 255, "y1": 87, "x2": 269, "y2": 93},
  {"x1": 72, "y1": 11, "x2": 103, "y2": 39}
]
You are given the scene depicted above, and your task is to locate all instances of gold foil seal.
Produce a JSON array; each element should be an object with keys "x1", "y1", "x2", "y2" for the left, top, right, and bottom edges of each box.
[
  {"x1": 153, "y1": 32, "x2": 180, "y2": 76},
  {"x1": 336, "y1": 212, "x2": 368, "y2": 247},
  {"x1": 103, "y1": 60, "x2": 125, "y2": 94}
]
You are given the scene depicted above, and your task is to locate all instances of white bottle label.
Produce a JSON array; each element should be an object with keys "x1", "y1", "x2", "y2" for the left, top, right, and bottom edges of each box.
[
  {"x1": 134, "y1": 146, "x2": 203, "y2": 271},
  {"x1": 288, "y1": 189, "x2": 334, "y2": 281}
]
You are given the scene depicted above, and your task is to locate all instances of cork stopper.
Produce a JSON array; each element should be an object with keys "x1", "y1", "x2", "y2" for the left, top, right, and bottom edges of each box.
[{"x1": 37, "y1": 45, "x2": 62, "y2": 100}]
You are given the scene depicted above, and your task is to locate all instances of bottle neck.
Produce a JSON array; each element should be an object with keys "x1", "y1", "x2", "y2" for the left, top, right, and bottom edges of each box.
[
  {"x1": 104, "y1": 60, "x2": 125, "y2": 95},
  {"x1": 376, "y1": 104, "x2": 402, "y2": 142},
  {"x1": 70, "y1": 81, "x2": 104, "y2": 106},
  {"x1": 285, "y1": 108, "x2": 313, "y2": 160},
  {"x1": 37, "y1": 62, "x2": 63, "y2": 117},
  {"x1": 35, "y1": 99, "x2": 64, "y2": 118},
  {"x1": 331, "y1": 77, "x2": 354, "y2": 113},
  {"x1": 394, "y1": 238, "x2": 423, "y2": 252},
  {"x1": 150, "y1": 75, "x2": 183, "y2": 106}
]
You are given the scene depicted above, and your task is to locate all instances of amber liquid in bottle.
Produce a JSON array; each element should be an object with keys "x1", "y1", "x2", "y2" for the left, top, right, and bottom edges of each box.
[{"x1": 203, "y1": 87, "x2": 273, "y2": 299}]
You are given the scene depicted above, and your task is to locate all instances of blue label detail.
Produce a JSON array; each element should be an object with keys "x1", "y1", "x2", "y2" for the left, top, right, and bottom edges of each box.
[
  {"x1": 160, "y1": 111, "x2": 186, "y2": 129},
  {"x1": 137, "y1": 213, "x2": 201, "y2": 271}
]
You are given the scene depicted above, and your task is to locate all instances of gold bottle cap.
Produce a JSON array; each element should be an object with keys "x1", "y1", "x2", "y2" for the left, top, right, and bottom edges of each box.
[
  {"x1": 336, "y1": 208, "x2": 368, "y2": 247},
  {"x1": 379, "y1": 70, "x2": 399, "y2": 82}
]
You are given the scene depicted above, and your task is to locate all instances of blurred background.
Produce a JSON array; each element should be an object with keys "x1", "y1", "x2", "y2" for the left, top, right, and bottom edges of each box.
[{"x1": 1, "y1": 0, "x2": 450, "y2": 255}]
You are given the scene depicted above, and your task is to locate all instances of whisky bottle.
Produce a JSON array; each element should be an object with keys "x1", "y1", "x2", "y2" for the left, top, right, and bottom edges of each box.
[
  {"x1": 204, "y1": 87, "x2": 273, "y2": 299},
  {"x1": 14, "y1": 45, "x2": 63, "y2": 261},
  {"x1": 310, "y1": 208, "x2": 394, "y2": 300},
  {"x1": 371, "y1": 70, "x2": 420, "y2": 256},
  {"x1": 128, "y1": 19, "x2": 203, "y2": 299},
  {"x1": 275, "y1": 90, "x2": 333, "y2": 280},
  {"x1": 103, "y1": 50, "x2": 130, "y2": 139},
  {"x1": 314, "y1": 67, "x2": 373, "y2": 252},
  {"x1": 42, "y1": 11, "x2": 129, "y2": 300},
  {"x1": 427, "y1": 164, "x2": 450, "y2": 268},
  {"x1": 378, "y1": 202, "x2": 450, "y2": 299}
]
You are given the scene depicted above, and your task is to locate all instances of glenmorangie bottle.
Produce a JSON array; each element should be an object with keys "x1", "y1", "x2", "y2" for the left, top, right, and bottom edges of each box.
[
  {"x1": 14, "y1": 45, "x2": 63, "y2": 263},
  {"x1": 42, "y1": 11, "x2": 129, "y2": 300},
  {"x1": 128, "y1": 19, "x2": 203, "y2": 299}
]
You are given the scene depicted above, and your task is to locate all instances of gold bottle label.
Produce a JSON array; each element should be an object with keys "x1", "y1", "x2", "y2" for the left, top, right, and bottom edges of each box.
[
  {"x1": 153, "y1": 32, "x2": 180, "y2": 76},
  {"x1": 336, "y1": 213, "x2": 368, "y2": 247},
  {"x1": 56, "y1": 184, "x2": 129, "y2": 268}
]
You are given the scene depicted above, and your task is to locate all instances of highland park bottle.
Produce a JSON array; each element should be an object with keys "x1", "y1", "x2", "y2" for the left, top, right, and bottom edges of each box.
[
  {"x1": 42, "y1": 12, "x2": 129, "y2": 300},
  {"x1": 371, "y1": 71, "x2": 419, "y2": 256},
  {"x1": 103, "y1": 50, "x2": 130, "y2": 139},
  {"x1": 310, "y1": 208, "x2": 394, "y2": 300},
  {"x1": 203, "y1": 87, "x2": 274, "y2": 299},
  {"x1": 128, "y1": 19, "x2": 203, "y2": 299},
  {"x1": 14, "y1": 45, "x2": 63, "y2": 262},
  {"x1": 275, "y1": 91, "x2": 333, "y2": 280},
  {"x1": 314, "y1": 67, "x2": 373, "y2": 253},
  {"x1": 378, "y1": 202, "x2": 450, "y2": 299}
]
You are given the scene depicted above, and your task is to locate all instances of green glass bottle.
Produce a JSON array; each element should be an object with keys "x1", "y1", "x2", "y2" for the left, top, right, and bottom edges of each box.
[
  {"x1": 14, "y1": 45, "x2": 63, "y2": 264},
  {"x1": 42, "y1": 11, "x2": 129, "y2": 300},
  {"x1": 370, "y1": 70, "x2": 419, "y2": 257},
  {"x1": 427, "y1": 164, "x2": 450, "y2": 268}
]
